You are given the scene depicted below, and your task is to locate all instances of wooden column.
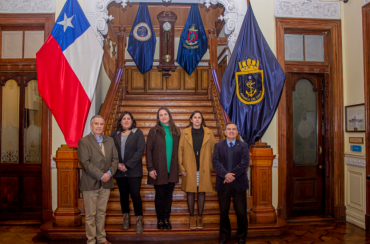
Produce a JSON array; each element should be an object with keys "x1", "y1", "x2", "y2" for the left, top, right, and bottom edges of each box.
[
  {"x1": 52, "y1": 145, "x2": 82, "y2": 227},
  {"x1": 249, "y1": 142, "x2": 277, "y2": 224}
]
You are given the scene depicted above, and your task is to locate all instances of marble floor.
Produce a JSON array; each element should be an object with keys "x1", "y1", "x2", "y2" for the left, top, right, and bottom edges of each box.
[{"x1": 1, "y1": 222, "x2": 370, "y2": 244}]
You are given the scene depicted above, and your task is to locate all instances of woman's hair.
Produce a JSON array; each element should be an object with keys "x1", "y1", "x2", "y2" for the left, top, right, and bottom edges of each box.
[
  {"x1": 155, "y1": 107, "x2": 180, "y2": 136},
  {"x1": 187, "y1": 110, "x2": 207, "y2": 128},
  {"x1": 116, "y1": 111, "x2": 137, "y2": 132}
]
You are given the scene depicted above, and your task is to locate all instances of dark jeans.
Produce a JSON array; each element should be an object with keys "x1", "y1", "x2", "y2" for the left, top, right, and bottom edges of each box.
[
  {"x1": 116, "y1": 177, "x2": 143, "y2": 216},
  {"x1": 218, "y1": 183, "x2": 248, "y2": 240},
  {"x1": 154, "y1": 183, "x2": 175, "y2": 220}
]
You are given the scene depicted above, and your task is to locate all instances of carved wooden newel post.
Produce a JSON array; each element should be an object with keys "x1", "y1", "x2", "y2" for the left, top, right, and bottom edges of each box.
[
  {"x1": 249, "y1": 141, "x2": 277, "y2": 224},
  {"x1": 52, "y1": 145, "x2": 82, "y2": 227}
]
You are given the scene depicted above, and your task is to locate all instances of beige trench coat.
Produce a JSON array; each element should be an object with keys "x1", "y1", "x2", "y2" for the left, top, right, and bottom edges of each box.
[{"x1": 178, "y1": 126, "x2": 215, "y2": 193}]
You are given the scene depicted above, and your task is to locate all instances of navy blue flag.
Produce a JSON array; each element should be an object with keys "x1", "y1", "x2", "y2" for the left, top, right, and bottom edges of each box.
[
  {"x1": 177, "y1": 4, "x2": 208, "y2": 75},
  {"x1": 128, "y1": 3, "x2": 156, "y2": 74},
  {"x1": 220, "y1": 3, "x2": 285, "y2": 146}
]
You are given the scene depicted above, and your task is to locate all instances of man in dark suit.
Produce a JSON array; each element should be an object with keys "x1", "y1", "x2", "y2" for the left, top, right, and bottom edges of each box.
[
  {"x1": 212, "y1": 123, "x2": 249, "y2": 244},
  {"x1": 78, "y1": 115, "x2": 118, "y2": 244}
]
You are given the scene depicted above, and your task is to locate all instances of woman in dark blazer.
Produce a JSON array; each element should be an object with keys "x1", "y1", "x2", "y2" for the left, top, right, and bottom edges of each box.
[
  {"x1": 146, "y1": 107, "x2": 180, "y2": 230},
  {"x1": 111, "y1": 111, "x2": 145, "y2": 234}
]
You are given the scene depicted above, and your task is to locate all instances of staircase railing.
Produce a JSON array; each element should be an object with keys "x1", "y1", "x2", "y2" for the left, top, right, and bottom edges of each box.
[
  {"x1": 208, "y1": 28, "x2": 230, "y2": 140},
  {"x1": 100, "y1": 23, "x2": 126, "y2": 135}
]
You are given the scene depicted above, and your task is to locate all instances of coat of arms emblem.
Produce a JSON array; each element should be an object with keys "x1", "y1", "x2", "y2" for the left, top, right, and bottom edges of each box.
[{"x1": 235, "y1": 58, "x2": 265, "y2": 105}]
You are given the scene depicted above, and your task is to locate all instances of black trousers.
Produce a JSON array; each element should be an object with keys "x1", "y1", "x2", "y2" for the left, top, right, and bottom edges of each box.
[
  {"x1": 218, "y1": 183, "x2": 248, "y2": 240},
  {"x1": 154, "y1": 183, "x2": 175, "y2": 221},
  {"x1": 116, "y1": 177, "x2": 143, "y2": 216}
]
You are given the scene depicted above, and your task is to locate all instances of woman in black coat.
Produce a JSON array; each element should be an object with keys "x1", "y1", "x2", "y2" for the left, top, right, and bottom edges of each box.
[{"x1": 111, "y1": 111, "x2": 145, "y2": 234}]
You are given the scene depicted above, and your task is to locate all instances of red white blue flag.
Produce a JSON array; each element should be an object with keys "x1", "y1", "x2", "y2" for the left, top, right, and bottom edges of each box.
[{"x1": 36, "y1": 0, "x2": 103, "y2": 148}]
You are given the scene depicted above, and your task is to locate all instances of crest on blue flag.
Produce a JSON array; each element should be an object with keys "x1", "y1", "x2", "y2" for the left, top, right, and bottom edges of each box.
[
  {"x1": 235, "y1": 59, "x2": 265, "y2": 105},
  {"x1": 133, "y1": 22, "x2": 152, "y2": 41},
  {"x1": 177, "y1": 4, "x2": 207, "y2": 75},
  {"x1": 128, "y1": 3, "x2": 156, "y2": 74}
]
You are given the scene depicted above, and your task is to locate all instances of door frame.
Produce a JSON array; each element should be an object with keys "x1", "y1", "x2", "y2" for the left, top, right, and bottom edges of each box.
[
  {"x1": 0, "y1": 13, "x2": 54, "y2": 222},
  {"x1": 276, "y1": 18, "x2": 345, "y2": 221},
  {"x1": 362, "y1": 2, "x2": 370, "y2": 231}
]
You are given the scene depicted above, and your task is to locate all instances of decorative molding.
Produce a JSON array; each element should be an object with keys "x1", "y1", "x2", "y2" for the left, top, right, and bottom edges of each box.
[
  {"x1": 85, "y1": 0, "x2": 246, "y2": 52},
  {"x1": 274, "y1": 0, "x2": 341, "y2": 19},
  {"x1": 345, "y1": 156, "x2": 366, "y2": 168},
  {"x1": 0, "y1": 0, "x2": 56, "y2": 13}
]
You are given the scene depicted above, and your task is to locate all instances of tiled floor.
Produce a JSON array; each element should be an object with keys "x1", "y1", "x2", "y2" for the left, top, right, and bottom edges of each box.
[{"x1": 1, "y1": 222, "x2": 370, "y2": 243}]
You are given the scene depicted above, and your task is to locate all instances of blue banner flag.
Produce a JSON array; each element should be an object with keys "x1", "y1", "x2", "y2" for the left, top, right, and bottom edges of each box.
[
  {"x1": 128, "y1": 3, "x2": 156, "y2": 74},
  {"x1": 220, "y1": 3, "x2": 285, "y2": 146},
  {"x1": 177, "y1": 4, "x2": 208, "y2": 75}
]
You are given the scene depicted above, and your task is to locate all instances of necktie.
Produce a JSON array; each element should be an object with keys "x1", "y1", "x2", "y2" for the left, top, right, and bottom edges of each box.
[{"x1": 229, "y1": 142, "x2": 233, "y2": 148}]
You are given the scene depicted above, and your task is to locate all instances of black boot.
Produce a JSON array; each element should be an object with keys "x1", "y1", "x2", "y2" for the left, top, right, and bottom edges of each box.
[
  {"x1": 164, "y1": 219, "x2": 172, "y2": 230},
  {"x1": 157, "y1": 219, "x2": 164, "y2": 230}
]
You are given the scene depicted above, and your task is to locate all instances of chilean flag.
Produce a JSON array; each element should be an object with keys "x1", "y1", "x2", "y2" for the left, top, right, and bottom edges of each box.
[{"x1": 36, "y1": 0, "x2": 103, "y2": 148}]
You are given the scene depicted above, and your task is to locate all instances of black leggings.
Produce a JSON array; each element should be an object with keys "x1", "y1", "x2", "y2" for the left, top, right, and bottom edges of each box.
[{"x1": 116, "y1": 177, "x2": 143, "y2": 216}]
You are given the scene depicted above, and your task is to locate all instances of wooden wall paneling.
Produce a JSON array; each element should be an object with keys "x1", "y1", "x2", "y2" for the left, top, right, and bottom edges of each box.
[
  {"x1": 166, "y1": 68, "x2": 181, "y2": 90},
  {"x1": 362, "y1": 2, "x2": 370, "y2": 231},
  {"x1": 275, "y1": 18, "x2": 344, "y2": 221},
  {"x1": 148, "y1": 69, "x2": 163, "y2": 91},
  {"x1": 130, "y1": 68, "x2": 145, "y2": 91},
  {"x1": 184, "y1": 69, "x2": 196, "y2": 90}
]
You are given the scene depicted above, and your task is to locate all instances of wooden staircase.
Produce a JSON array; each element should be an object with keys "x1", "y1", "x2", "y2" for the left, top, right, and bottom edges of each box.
[{"x1": 41, "y1": 24, "x2": 287, "y2": 242}]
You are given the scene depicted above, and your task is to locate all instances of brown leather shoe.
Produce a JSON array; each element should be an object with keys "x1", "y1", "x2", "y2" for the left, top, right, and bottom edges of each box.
[
  {"x1": 189, "y1": 215, "x2": 196, "y2": 229},
  {"x1": 196, "y1": 215, "x2": 203, "y2": 229}
]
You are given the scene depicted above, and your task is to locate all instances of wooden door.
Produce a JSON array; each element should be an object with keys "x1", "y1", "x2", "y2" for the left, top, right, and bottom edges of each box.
[
  {"x1": 287, "y1": 73, "x2": 325, "y2": 218},
  {"x1": 0, "y1": 72, "x2": 42, "y2": 220}
]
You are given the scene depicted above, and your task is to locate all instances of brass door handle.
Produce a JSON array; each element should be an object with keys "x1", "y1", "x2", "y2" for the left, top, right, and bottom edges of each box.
[
  {"x1": 319, "y1": 146, "x2": 322, "y2": 155},
  {"x1": 319, "y1": 165, "x2": 323, "y2": 169}
]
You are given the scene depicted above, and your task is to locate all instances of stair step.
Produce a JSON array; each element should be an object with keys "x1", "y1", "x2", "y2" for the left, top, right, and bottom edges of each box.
[
  {"x1": 107, "y1": 200, "x2": 222, "y2": 211},
  {"x1": 82, "y1": 212, "x2": 235, "y2": 225},
  {"x1": 119, "y1": 106, "x2": 215, "y2": 113},
  {"x1": 142, "y1": 134, "x2": 222, "y2": 142},
  {"x1": 109, "y1": 189, "x2": 219, "y2": 200},
  {"x1": 125, "y1": 94, "x2": 210, "y2": 101},
  {"x1": 136, "y1": 120, "x2": 217, "y2": 128},
  {"x1": 130, "y1": 112, "x2": 216, "y2": 120},
  {"x1": 121, "y1": 100, "x2": 213, "y2": 107}
]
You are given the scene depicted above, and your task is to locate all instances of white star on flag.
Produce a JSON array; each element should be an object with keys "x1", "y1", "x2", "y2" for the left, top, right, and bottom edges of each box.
[{"x1": 57, "y1": 13, "x2": 74, "y2": 32}]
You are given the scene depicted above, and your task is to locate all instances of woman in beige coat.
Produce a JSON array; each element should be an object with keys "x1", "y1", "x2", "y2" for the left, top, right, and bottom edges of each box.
[{"x1": 178, "y1": 110, "x2": 215, "y2": 230}]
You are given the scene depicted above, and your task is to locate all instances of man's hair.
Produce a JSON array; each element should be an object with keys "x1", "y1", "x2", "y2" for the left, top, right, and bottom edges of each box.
[
  {"x1": 225, "y1": 122, "x2": 238, "y2": 131},
  {"x1": 90, "y1": 115, "x2": 105, "y2": 125}
]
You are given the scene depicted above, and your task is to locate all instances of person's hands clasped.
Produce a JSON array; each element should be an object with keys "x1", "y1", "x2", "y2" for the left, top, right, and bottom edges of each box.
[
  {"x1": 101, "y1": 172, "x2": 111, "y2": 183},
  {"x1": 118, "y1": 163, "x2": 127, "y2": 172},
  {"x1": 223, "y1": 173, "x2": 235, "y2": 184},
  {"x1": 181, "y1": 171, "x2": 187, "y2": 176},
  {"x1": 149, "y1": 170, "x2": 157, "y2": 179}
]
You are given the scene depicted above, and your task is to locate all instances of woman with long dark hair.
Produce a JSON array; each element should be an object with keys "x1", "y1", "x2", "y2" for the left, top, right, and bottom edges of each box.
[
  {"x1": 146, "y1": 107, "x2": 181, "y2": 230},
  {"x1": 111, "y1": 111, "x2": 145, "y2": 234},
  {"x1": 178, "y1": 110, "x2": 215, "y2": 229}
]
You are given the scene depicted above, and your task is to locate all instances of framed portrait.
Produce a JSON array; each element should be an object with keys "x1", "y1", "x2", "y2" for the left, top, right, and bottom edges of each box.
[{"x1": 345, "y1": 104, "x2": 365, "y2": 132}]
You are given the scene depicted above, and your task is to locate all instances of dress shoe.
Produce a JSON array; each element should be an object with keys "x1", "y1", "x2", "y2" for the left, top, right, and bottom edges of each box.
[
  {"x1": 157, "y1": 219, "x2": 164, "y2": 230},
  {"x1": 164, "y1": 219, "x2": 172, "y2": 230},
  {"x1": 238, "y1": 239, "x2": 246, "y2": 244},
  {"x1": 219, "y1": 237, "x2": 230, "y2": 244}
]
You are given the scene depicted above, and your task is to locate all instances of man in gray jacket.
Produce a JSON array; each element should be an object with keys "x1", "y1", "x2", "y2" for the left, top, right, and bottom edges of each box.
[{"x1": 78, "y1": 115, "x2": 118, "y2": 244}]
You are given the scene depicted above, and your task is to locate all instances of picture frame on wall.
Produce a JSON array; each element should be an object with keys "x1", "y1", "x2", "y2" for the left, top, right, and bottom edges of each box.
[{"x1": 345, "y1": 103, "x2": 365, "y2": 132}]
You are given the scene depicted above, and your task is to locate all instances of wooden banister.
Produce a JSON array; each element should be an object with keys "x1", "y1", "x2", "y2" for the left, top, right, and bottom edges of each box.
[
  {"x1": 208, "y1": 28, "x2": 230, "y2": 138},
  {"x1": 100, "y1": 25, "x2": 126, "y2": 134}
]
